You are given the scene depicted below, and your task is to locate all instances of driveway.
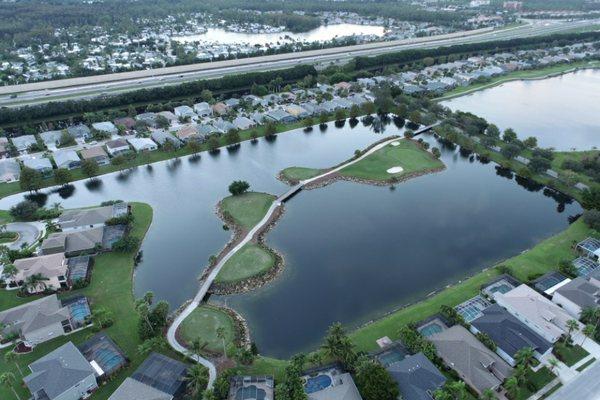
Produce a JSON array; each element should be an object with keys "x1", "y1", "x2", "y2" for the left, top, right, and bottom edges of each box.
[
  {"x1": 546, "y1": 361, "x2": 600, "y2": 400},
  {"x1": 4, "y1": 222, "x2": 44, "y2": 250}
]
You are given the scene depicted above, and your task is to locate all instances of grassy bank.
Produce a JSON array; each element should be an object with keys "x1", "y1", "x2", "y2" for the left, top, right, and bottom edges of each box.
[
  {"x1": 340, "y1": 139, "x2": 443, "y2": 181},
  {"x1": 0, "y1": 203, "x2": 189, "y2": 400},
  {"x1": 279, "y1": 166, "x2": 324, "y2": 182},
  {"x1": 178, "y1": 305, "x2": 236, "y2": 355},
  {"x1": 437, "y1": 60, "x2": 600, "y2": 101},
  {"x1": 220, "y1": 192, "x2": 276, "y2": 230}
]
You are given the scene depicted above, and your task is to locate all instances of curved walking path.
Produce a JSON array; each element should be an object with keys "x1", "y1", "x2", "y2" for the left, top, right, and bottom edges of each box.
[{"x1": 167, "y1": 125, "x2": 438, "y2": 388}]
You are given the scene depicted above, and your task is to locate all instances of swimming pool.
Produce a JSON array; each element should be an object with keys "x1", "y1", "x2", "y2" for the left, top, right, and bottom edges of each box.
[
  {"x1": 419, "y1": 323, "x2": 443, "y2": 337},
  {"x1": 68, "y1": 299, "x2": 91, "y2": 325},
  {"x1": 235, "y1": 385, "x2": 267, "y2": 400},
  {"x1": 305, "y1": 374, "x2": 332, "y2": 394},
  {"x1": 377, "y1": 348, "x2": 408, "y2": 367}
]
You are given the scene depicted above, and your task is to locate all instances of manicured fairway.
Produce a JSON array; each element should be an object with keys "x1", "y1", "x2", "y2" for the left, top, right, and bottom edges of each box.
[
  {"x1": 179, "y1": 305, "x2": 236, "y2": 354},
  {"x1": 280, "y1": 166, "x2": 324, "y2": 182},
  {"x1": 215, "y1": 243, "x2": 276, "y2": 284},
  {"x1": 340, "y1": 139, "x2": 443, "y2": 181},
  {"x1": 220, "y1": 192, "x2": 276, "y2": 230}
]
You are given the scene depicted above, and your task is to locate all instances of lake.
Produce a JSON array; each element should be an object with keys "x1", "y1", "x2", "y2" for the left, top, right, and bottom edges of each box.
[
  {"x1": 172, "y1": 23, "x2": 385, "y2": 45},
  {"x1": 0, "y1": 120, "x2": 580, "y2": 358},
  {"x1": 441, "y1": 69, "x2": 600, "y2": 151}
]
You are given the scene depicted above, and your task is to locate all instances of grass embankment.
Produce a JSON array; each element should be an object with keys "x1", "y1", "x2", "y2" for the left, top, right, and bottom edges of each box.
[
  {"x1": 279, "y1": 167, "x2": 324, "y2": 183},
  {"x1": 179, "y1": 305, "x2": 236, "y2": 355},
  {"x1": 220, "y1": 192, "x2": 276, "y2": 230},
  {"x1": 438, "y1": 60, "x2": 600, "y2": 100},
  {"x1": 339, "y1": 139, "x2": 444, "y2": 182},
  {"x1": 0, "y1": 203, "x2": 188, "y2": 400}
]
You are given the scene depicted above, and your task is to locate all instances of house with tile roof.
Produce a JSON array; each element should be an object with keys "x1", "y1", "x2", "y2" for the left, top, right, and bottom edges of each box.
[{"x1": 386, "y1": 352, "x2": 446, "y2": 400}]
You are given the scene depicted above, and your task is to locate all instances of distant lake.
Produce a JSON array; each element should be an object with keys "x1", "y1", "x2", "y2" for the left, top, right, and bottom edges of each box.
[
  {"x1": 172, "y1": 23, "x2": 385, "y2": 45},
  {"x1": 441, "y1": 69, "x2": 600, "y2": 151}
]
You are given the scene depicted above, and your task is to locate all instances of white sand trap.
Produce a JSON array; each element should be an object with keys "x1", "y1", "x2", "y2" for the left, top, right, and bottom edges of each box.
[
  {"x1": 387, "y1": 166, "x2": 404, "y2": 174},
  {"x1": 390, "y1": 141, "x2": 401, "y2": 146}
]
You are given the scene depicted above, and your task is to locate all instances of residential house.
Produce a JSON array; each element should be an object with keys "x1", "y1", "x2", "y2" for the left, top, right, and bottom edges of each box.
[
  {"x1": 173, "y1": 106, "x2": 197, "y2": 121},
  {"x1": 58, "y1": 202, "x2": 128, "y2": 232},
  {"x1": 105, "y1": 139, "x2": 131, "y2": 156},
  {"x1": 113, "y1": 117, "x2": 136, "y2": 132},
  {"x1": 136, "y1": 112, "x2": 158, "y2": 128},
  {"x1": 24, "y1": 342, "x2": 98, "y2": 400},
  {"x1": 0, "y1": 137, "x2": 9, "y2": 158},
  {"x1": 128, "y1": 137, "x2": 158, "y2": 152},
  {"x1": 212, "y1": 102, "x2": 229, "y2": 116},
  {"x1": 23, "y1": 157, "x2": 53, "y2": 177},
  {"x1": 429, "y1": 325, "x2": 513, "y2": 395},
  {"x1": 151, "y1": 129, "x2": 182, "y2": 148},
  {"x1": 232, "y1": 116, "x2": 255, "y2": 131},
  {"x1": 302, "y1": 369, "x2": 362, "y2": 400},
  {"x1": 224, "y1": 98, "x2": 240, "y2": 108},
  {"x1": 108, "y1": 352, "x2": 189, "y2": 400},
  {"x1": 157, "y1": 111, "x2": 178, "y2": 125},
  {"x1": 0, "y1": 295, "x2": 71, "y2": 346},
  {"x1": 334, "y1": 81, "x2": 352, "y2": 92},
  {"x1": 494, "y1": 284, "x2": 577, "y2": 343},
  {"x1": 333, "y1": 98, "x2": 354, "y2": 109},
  {"x1": 67, "y1": 124, "x2": 91, "y2": 140},
  {"x1": 53, "y1": 150, "x2": 81, "y2": 170},
  {"x1": 470, "y1": 304, "x2": 553, "y2": 366},
  {"x1": 285, "y1": 104, "x2": 310, "y2": 119},
  {"x1": 92, "y1": 121, "x2": 118, "y2": 136},
  {"x1": 576, "y1": 237, "x2": 600, "y2": 261},
  {"x1": 11, "y1": 134, "x2": 37, "y2": 154},
  {"x1": 213, "y1": 119, "x2": 236, "y2": 134},
  {"x1": 552, "y1": 277, "x2": 600, "y2": 318},
  {"x1": 176, "y1": 124, "x2": 202, "y2": 142},
  {"x1": 386, "y1": 352, "x2": 446, "y2": 400},
  {"x1": 11, "y1": 253, "x2": 68, "y2": 293},
  {"x1": 41, "y1": 227, "x2": 105, "y2": 256},
  {"x1": 193, "y1": 102, "x2": 212, "y2": 117},
  {"x1": 265, "y1": 109, "x2": 296, "y2": 123},
  {"x1": 196, "y1": 124, "x2": 218, "y2": 138},
  {"x1": 40, "y1": 130, "x2": 64, "y2": 148},
  {"x1": 80, "y1": 146, "x2": 110, "y2": 166},
  {"x1": 0, "y1": 158, "x2": 20, "y2": 182}
]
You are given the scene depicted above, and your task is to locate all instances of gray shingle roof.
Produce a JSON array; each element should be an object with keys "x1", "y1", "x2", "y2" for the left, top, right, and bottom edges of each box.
[
  {"x1": 555, "y1": 277, "x2": 600, "y2": 309},
  {"x1": 108, "y1": 378, "x2": 172, "y2": 400},
  {"x1": 471, "y1": 304, "x2": 552, "y2": 358},
  {"x1": 0, "y1": 295, "x2": 69, "y2": 338},
  {"x1": 386, "y1": 352, "x2": 446, "y2": 400},
  {"x1": 24, "y1": 342, "x2": 96, "y2": 400}
]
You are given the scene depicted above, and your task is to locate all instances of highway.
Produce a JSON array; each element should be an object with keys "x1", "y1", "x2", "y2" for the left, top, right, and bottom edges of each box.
[{"x1": 1, "y1": 18, "x2": 598, "y2": 108}]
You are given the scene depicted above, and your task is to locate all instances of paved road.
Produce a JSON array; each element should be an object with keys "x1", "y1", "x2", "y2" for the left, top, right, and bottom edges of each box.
[
  {"x1": 546, "y1": 361, "x2": 600, "y2": 400},
  {"x1": 2, "y1": 19, "x2": 598, "y2": 108},
  {"x1": 4, "y1": 222, "x2": 44, "y2": 250},
  {"x1": 165, "y1": 132, "x2": 417, "y2": 388}
]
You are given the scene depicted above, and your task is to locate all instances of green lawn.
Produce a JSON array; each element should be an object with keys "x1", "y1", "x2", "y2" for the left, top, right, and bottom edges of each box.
[
  {"x1": 553, "y1": 342, "x2": 590, "y2": 367},
  {"x1": 576, "y1": 357, "x2": 596, "y2": 372},
  {"x1": 0, "y1": 231, "x2": 18, "y2": 244},
  {"x1": 539, "y1": 382, "x2": 563, "y2": 400},
  {"x1": 178, "y1": 305, "x2": 236, "y2": 355},
  {"x1": 509, "y1": 367, "x2": 556, "y2": 400},
  {"x1": 215, "y1": 243, "x2": 276, "y2": 284},
  {"x1": 0, "y1": 209, "x2": 14, "y2": 224},
  {"x1": 340, "y1": 139, "x2": 444, "y2": 182},
  {"x1": 0, "y1": 203, "x2": 190, "y2": 400},
  {"x1": 279, "y1": 166, "x2": 324, "y2": 183},
  {"x1": 220, "y1": 192, "x2": 276, "y2": 230},
  {"x1": 552, "y1": 150, "x2": 600, "y2": 189}
]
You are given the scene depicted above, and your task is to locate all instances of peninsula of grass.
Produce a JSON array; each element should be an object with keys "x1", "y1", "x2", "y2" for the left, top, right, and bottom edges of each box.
[
  {"x1": 215, "y1": 243, "x2": 277, "y2": 285},
  {"x1": 279, "y1": 166, "x2": 325, "y2": 184},
  {"x1": 0, "y1": 203, "x2": 189, "y2": 400},
  {"x1": 339, "y1": 139, "x2": 444, "y2": 182},
  {"x1": 178, "y1": 304, "x2": 237, "y2": 355},
  {"x1": 220, "y1": 192, "x2": 276, "y2": 230}
]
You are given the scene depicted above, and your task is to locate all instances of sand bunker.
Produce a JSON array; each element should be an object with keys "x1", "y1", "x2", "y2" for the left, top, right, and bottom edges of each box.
[
  {"x1": 390, "y1": 141, "x2": 401, "y2": 146},
  {"x1": 387, "y1": 166, "x2": 404, "y2": 174}
]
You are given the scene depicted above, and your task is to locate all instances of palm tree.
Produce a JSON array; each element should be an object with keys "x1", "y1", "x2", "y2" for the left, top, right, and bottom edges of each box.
[
  {"x1": 0, "y1": 372, "x2": 21, "y2": 400},
  {"x1": 308, "y1": 352, "x2": 323, "y2": 367},
  {"x1": 565, "y1": 319, "x2": 580, "y2": 343},
  {"x1": 216, "y1": 326, "x2": 227, "y2": 357},
  {"x1": 2, "y1": 264, "x2": 17, "y2": 285},
  {"x1": 137, "y1": 337, "x2": 166, "y2": 355},
  {"x1": 504, "y1": 376, "x2": 519, "y2": 399},
  {"x1": 188, "y1": 337, "x2": 204, "y2": 360},
  {"x1": 4, "y1": 352, "x2": 23, "y2": 377},
  {"x1": 22, "y1": 273, "x2": 48, "y2": 293},
  {"x1": 482, "y1": 388, "x2": 497, "y2": 400},
  {"x1": 448, "y1": 380, "x2": 467, "y2": 399},
  {"x1": 547, "y1": 358, "x2": 559, "y2": 373},
  {"x1": 582, "y1": 324, "x2": 595, "y2": 346},
  {"x1": 186, "y1": 364, "x2": 208, "y2": 397},
  {"x1": 515, "y1": 347, "x2": 535, "y2": 368},
  {"x1": 514, "y1": 364, "x2": 527, "y2": 386}
]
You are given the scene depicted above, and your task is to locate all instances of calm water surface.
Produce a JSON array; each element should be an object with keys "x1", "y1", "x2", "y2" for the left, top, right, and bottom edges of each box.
[
  {"x1": 441, "y1": 69, "x2": 600, "y2": 150},
  {"x1": 173, "y1": 24, "x2": 385, "y2": 45}
]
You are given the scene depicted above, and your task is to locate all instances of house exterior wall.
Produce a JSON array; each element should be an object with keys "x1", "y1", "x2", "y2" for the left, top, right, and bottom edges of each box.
[
  {"x1": 53, "y1": 374, "x2": 98, "y2": 400},
  {"x1": 552, "y1": 293, "x2": 582, "y2": 319}
]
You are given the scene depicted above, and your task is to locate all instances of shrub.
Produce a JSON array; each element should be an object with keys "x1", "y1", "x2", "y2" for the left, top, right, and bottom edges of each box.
[
  {"x1": 112, "y1": 236, "x2": 140, "y2": 252},
  {"x1": 10, "y1": 200, "x2": 39, "y2": 221},
  {"x1": 583, "y1": 210, "x2": 600, "y2": 231}
]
